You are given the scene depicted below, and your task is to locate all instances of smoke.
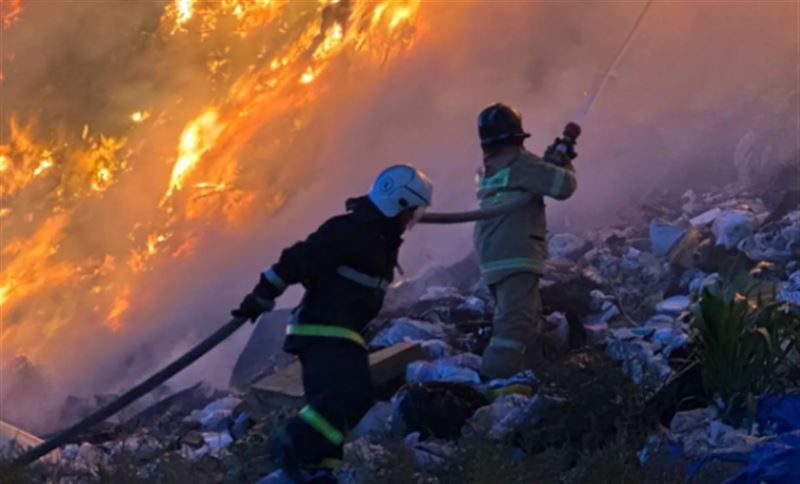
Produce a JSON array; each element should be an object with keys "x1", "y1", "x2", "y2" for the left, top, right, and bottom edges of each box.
[{"x1": 1, "y1": 1, "x2": 797, "y2": 432}]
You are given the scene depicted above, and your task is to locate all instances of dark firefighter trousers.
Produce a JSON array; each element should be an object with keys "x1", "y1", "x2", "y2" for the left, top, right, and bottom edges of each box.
[{"x1": 275, "y1": 339, "x2": 374, "y2": 472}]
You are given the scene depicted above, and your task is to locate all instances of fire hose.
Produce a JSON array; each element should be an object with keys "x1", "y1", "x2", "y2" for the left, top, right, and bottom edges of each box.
[{"x1": 14, "y1": 1, "x2": 652, "y2": 468}]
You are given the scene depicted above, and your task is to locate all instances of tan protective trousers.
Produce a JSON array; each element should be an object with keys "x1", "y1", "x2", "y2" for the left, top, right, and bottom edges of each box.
[{"x1": 480, "y1": 272, "x2": 543, "y2": 379}]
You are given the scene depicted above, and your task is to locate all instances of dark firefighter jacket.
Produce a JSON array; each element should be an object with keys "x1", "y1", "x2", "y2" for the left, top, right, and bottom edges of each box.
[{"x1": 262, "y1": 196, "x2": 403, "y2": 353}]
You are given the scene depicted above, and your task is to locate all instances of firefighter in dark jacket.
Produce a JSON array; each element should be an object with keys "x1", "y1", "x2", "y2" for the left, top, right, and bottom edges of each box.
[{"x1": 232, "y1": 165, "x2": 433, "y2": 483}]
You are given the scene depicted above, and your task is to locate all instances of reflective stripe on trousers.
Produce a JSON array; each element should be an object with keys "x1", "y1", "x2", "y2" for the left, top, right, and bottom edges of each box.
[
  {"x1": 285, "y1": 324, "x2": 366, "y2": 347},
  {"x1": 481, "y1": 258, "x2": 545, "y2": 274},
  {"x1": 298, "y1": 406, "x2": 345, "y2": 446}
]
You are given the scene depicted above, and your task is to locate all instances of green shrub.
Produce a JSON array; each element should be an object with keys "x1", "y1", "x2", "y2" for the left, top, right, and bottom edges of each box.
[{"x1": 691, "y1": 281, "x2": 799, "y2": 422}]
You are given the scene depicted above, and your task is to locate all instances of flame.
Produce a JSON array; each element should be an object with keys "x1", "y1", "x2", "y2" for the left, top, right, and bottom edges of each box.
[
  {"x1": 0, "y1": 214, "x2": 76, "y2": 315},
  {"x1": 2, "y1": 0, "x2": 423, "y2": 369},
  {"x1": 162, "y1": 108, "x2": 224, "y2": 203},
  {"x1": 106, "y1": 286, "x2": 130, "y2": 332},
  {"x1": 1, "y1": 0, "x2": 22, "y2": 28},
  {"x1": 130, "y1": 111, "x2": 150, "y2": 123}
]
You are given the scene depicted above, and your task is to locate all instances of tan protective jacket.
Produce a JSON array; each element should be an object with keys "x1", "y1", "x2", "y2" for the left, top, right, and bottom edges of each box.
[{"x1": 474, "y1": 147, "x2": 577, "y2": 285}]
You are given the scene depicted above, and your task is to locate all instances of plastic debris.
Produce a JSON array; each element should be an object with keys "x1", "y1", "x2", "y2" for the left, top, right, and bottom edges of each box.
[
  {"x1": 712, "y1": 209, "x2": 756, "y2": 249},
  {"x1": 777, "y1": 271, "x2": 800, "y2": 306},
  {"x1": 420, "y1": 339, "x2": 452, "y2": 360},
  {"x1": 369, "y1": 318, "x2": 447, "y2": 348},
  {"x1": 463, "y1": 394, "x2": 532, "y2": 439},
  {"x1": 650, "y1": 220, "x2": 688, "y2": 256},
  {"x1": 690, "y1": 207, "x2": 722, "y2": 227},
  {"x1": 343, "y1": 438, "x2": 393, "y2": 472},
  {"x1": 756, "y1": 394, "x2": 800, "y2": 435},
  {"x1": 548, "y1": 233, "x2": 591, "y2": 260},
  {"x1": 404, "y1": 432, "x2": 455, "y2": 470},
  {"x1": 405, "y1": 360, "x2": 480, "y2": 385},
  {"x1": 351, "y1": 401, "x2": 393, "y2": 439},
  {"x1": 189, "y1": 395, "x2": 241, "y2": 431},
  {"x1": 393, "y1": 382, "x2": 489, "y2": 440},
  {"x1": 688, "y1": 430, "x2": 800, "y2": 483},
  {"x1": 656, "y1": 295, "x2": 691, "y2": 316},
  {"x1": 202, "y1": 431, "x2": 233, "y2": 457}
]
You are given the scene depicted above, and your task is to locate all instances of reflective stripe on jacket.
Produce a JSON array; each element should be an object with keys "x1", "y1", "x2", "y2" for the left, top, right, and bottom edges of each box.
[{"x1": 474, "y1": 147, "x2": 577, "y2": 285}]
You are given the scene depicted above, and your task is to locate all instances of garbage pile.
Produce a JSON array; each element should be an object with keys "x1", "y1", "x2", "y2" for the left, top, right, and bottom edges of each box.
[{"x1": 1, "y1": 181, "x2": 797, "y2": 483}]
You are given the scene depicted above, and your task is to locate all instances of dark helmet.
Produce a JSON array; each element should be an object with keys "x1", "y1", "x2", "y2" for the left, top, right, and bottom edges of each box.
[{"x1": 477, "y1": 103, "x2": 530, "y2": 147}]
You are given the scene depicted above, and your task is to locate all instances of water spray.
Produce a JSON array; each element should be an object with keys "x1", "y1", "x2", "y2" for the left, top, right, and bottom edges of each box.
[{"x1": 420, "y1": 0, "x2": 652, "y2": 225}]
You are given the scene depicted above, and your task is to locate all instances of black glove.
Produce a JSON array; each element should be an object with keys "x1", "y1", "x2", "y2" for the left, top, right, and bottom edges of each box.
[
  {"x1": 232, "y1": 293, "x2": 275, "y2": 322},
  {"x1": 232, "y1": 274, "x2": 281, "y2": 322}
]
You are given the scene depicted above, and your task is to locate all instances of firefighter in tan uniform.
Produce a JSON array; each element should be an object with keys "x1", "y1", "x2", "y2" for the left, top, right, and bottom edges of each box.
[{"x1": 474, "y1": 103, "x2": 580, "y2": 379}]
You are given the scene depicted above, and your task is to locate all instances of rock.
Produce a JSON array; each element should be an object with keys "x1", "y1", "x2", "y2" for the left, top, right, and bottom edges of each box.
[
  {"x1": 393, "y1": 382, "x2": 490, "y2": 440},
  {"x1": 548, "y1": 233, "x2": 591, "y2": 260},
  {"x1": 369, "y1": 318, "x2": 447, "y2": 348},
  {"x1": 656, "y1": 295, "x2": 691, "y2": 316},
  {"x1": 650, "y1": 220, "x2": 689, "y2": 256},
  {"x1": 351, "y1": 401, "x2": 393, "y2": 439},
  {"x1": 406, "y1": 360, "x2": 481, "y2": 385},
  {"x1": 689, "y1": 207, "x2": 722, "y2": 227},
  {"x1": 712, "y1": 209, "x2": 757, "y2": 249}
]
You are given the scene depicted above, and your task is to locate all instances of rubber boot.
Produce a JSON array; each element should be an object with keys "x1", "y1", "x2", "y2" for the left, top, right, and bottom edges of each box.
[{"x1": 481, "y1": 343, "x2": 526, "y2": 380}]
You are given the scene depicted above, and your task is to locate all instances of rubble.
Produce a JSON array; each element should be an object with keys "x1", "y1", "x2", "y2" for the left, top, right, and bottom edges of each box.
[
  {"x1": 712, "y1": 209, "x2": 757, "y2": 249},
  {"x1": 369, "y1": 318, "x2": 447, "y2": 349},
  {"x1": 547, "y1": 233, "x2": 591, "y2": 260},
  {"x1": 393, "y1": 382, "x2": 490, "y2": 440},
  {"x1": 14, "y1": 181, "x2": 797, "y2": 483}
]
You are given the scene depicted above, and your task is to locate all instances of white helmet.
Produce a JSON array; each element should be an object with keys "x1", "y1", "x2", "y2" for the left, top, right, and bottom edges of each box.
[{"x1": 368, "y1": 164, "x2": 433, "y2": 218}]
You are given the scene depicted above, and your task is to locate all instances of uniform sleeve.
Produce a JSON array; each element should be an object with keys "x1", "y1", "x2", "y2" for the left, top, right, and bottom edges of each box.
[
  {"x1": 262, "y1": 217, "x2": 348, "y2": 296},
  {"x1": 513, "y1": 156, "x2": 577, "y2": 201}
]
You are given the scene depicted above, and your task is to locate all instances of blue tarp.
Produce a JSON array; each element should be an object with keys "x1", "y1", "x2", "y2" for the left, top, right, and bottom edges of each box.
[
  {"x1": 688, "y1": 395, "x2": 800, "y2": 483},
  {"x1": 756, "y1": 394, "x2": 800, "y2": 434}
]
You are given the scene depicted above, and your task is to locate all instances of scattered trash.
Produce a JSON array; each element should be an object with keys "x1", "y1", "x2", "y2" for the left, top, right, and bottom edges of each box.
[
  {"x1": 548, "y1": 233, "x2": 591, "y2": 260},
  {"x1": 406, "y1": 360, "x2": 481, "y2": 385},
  {"x1": 403, "y1": 432, "x2": 455, "y2": 470},
  {"x1": 712, "y1": 209, "x2": 757, "y2": 249},
  {"x1": 650, "y1": 220, "x2": 688, "y2": 256},
  {"x1": 369, "y1": 318, "x2": 447, "y2": 348},
  {"x1": 690, "y1": 207, "x2": 722, "y2": 227},
  {"x1": 756, "y1": 394, "x2": 800, "y2": 434},
  {"x1": 656, "y1": 295, "x2": 691, "y2": 316},
  {"x1": 393, "y1": 382, "x2": 489, "y2": 440},
  {"x1": 351, "y1": 401, "x2": 393, "y2": 439}
]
